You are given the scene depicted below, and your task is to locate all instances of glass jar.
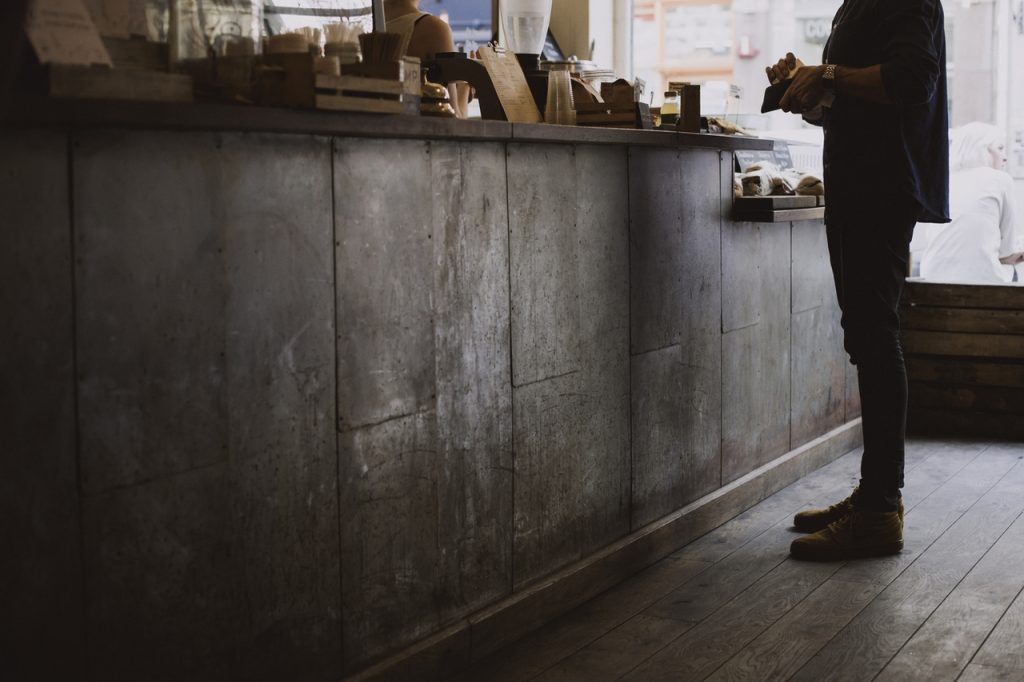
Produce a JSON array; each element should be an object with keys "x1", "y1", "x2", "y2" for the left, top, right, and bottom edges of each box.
[
  {"x1": 661, "y1": 90, "x2": 680, "y2": 126},
  {"x1": 169, "y1": 0, "x2": 263, "y2": 63}
]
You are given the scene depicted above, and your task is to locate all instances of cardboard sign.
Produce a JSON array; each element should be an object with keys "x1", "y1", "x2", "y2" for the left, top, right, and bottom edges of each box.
[
  {"x1": 25, "y1": 0, "x2": 112, "y2": 66},
  {"x1": 477, "y1": 45, "x2": 542, "y2": 123}
]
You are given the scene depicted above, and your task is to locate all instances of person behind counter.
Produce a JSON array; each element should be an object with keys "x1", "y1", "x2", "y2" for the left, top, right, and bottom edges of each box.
[
  {"x1": 384, "y1": 0, "x2": 470, "y2": 117},
  {"x1": 915, "y1": 122, "x2": 1023, "y2": 284}
]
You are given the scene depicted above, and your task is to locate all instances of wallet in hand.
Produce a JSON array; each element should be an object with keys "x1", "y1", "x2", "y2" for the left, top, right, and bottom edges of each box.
[{"x1": 761, "y1": 78, "x2": 793, "y2": 113}]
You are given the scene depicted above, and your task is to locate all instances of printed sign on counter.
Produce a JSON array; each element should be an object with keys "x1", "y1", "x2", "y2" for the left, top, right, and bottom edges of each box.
[
  {"x1": 735, "y1": 142, "x2": 794, "y2": 172},
  {"x1": 26, "y1": 0, "x2": 113, "y2": 66}
]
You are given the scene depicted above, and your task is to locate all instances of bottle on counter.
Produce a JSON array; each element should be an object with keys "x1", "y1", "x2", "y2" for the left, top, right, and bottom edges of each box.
[{"x1": 661, "y1": 90, "x2": 680, "y2": 126}]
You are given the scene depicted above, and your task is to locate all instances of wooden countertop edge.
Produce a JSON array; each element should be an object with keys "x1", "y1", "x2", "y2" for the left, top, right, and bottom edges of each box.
[
  {"x1": 1, "y1": 96, "x2": 514, "y2": 141},
  {"x1": 3, "y1": 96, "x2": 774, "y2": 151}
]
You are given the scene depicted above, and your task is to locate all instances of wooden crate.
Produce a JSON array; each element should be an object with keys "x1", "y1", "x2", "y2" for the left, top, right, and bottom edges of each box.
[
  {"x1": 315, "y1": 73, "x2": 407, "y2": 114},
  {"x1": 901, "y1": 280, "x2": 1024, "y2": 440},
  {"x1": 575, "y1": 101, "x2": 652, "y2": 129},
  {"x1": 184, "y1": 53, "x2": 419, "y2": 114}
]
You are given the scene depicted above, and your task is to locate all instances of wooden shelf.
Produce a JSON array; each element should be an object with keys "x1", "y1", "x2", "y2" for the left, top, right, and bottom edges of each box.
[{"x1": 731, "y1": 206, "x2": 825, "y2": 223}]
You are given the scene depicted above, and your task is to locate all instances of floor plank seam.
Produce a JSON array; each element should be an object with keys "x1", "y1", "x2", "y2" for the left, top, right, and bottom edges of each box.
[
  {"x1": 509, "y1": 454, "x2": 872, "y2": 682},
  {"x1": 610, "y1": 479, "x2": 867, "y2": 681},
  {"x1": 841, "y1": 454, "x2": 1024, "y2": 682},
  {"x1": 604, "y1": 447, "x2": 937, "y2": 680},
  {"x1": 518, "y1": 559, "x2": 719, "y2": 682},
  {"x1": 608, "y1": 547, "x2": 795, "y2": 679},
  {"x1": 749, "y1": 444, "x2": 966, "y2": 680},
  {"x1": 785, "y1": 444, "x2": 1007, "y2": 681},
  {"x1": 463, "y1": 441, "x2": 1024, "y2": 682},
  {"x1": 948, "y1": 507, "x2": 1024, "y2": 680},
  {"x1": 702, "y1": 444, "x2": 988, "y2": 681},
  {"x1": 700, "y1": 563, "x2": 851, "y2": 681}
]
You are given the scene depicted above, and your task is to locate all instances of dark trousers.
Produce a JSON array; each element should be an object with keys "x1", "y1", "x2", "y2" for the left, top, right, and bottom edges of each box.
[{"x1": 825, "y1": 196, "x2": 919, "y2": 511}]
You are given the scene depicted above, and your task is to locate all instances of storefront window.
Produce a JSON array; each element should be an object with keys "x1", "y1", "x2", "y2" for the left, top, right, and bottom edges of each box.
[
  {"x1": 632, "y1": 0, "x2": 1016, "y2": 132},
  {"x1": 418, "y1": 0, "x2": 493, "y2": 50},
  {"x1": 633, "y1": 0, "x2": 735, "y2": 115},
  {"x1": 263, "y1": 0, "x2": 377, "y2": 35}
]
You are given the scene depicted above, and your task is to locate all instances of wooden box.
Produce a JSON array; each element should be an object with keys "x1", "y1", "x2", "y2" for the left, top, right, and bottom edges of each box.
[
  {"x1": 315, "y1": 73, "x2": 407, "y2": 114},
  {"x1": 575, "y1": 102, "x2": 653, "y2": 129},
  {"x1": 258, "y1": 54, "x2": 419, "y2": 114},
  {"x1": 183, "y1": 53, "x2": 420, "y2": 114}
]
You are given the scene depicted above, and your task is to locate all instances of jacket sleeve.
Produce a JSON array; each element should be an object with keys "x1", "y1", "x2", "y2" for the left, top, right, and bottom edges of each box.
[{"x1": 878, "y1": 0, "x2": 942, "y2": 106}]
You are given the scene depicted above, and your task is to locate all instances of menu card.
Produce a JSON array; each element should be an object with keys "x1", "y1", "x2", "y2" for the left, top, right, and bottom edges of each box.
[
  {"x1": 25, "y1": 0, "x2": 113, "y2": 66},
  {"x1": 477, "y1": 45, "x2": 541, "y2": 124}
]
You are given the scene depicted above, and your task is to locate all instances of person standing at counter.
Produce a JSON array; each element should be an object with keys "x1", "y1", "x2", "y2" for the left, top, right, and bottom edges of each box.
[
  {"x1": 384, "y1": 0, "x2": 470, "y2": 117},
  {"x1": 765, "y1": 0, "x2": 949, "y2": 561}
]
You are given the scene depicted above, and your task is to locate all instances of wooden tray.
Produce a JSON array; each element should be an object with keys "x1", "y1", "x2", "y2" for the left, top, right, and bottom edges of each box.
[{"x1": 734, "y1": 195, "x2": 818, "y2": 210}]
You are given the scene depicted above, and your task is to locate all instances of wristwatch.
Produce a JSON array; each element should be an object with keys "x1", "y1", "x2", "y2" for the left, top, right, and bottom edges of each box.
[{"x1": 822, "y1": 63, "x2": 837, "y2": 96}]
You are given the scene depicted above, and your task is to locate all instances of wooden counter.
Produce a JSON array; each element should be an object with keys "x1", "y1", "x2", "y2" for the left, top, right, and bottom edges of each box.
[{"x1": 0, "y1": 110, "x2": 857, "y2": 682}]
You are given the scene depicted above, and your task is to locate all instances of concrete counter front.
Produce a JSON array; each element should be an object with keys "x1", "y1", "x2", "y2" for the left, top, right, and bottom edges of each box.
[{"x1": 1, "y1": 103, "x2": 859, "y2": 681}]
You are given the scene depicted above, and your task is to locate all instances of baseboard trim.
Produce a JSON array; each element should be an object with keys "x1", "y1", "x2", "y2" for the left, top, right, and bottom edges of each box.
[{"x1": 346, "y1": 418, "x2": 863, "y2": 681}]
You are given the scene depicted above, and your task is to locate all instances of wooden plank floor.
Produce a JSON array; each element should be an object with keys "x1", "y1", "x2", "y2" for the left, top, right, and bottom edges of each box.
[{"x1": 458, "y1": 439, "x2": 1024, "y2": 682}]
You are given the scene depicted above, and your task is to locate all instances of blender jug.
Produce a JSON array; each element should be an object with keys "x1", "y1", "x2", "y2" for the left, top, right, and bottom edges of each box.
[{"x1": 500, "y1": 0, "x2": 553, "y2": 56}]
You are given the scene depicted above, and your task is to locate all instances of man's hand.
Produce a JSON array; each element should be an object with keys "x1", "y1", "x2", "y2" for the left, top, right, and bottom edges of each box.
[
  {"x1": 766, "y1": 52, "x2": 802, "y2": 84},
  {"x1": 780, "y1": 65, "x2": 827, "y2": 114}
]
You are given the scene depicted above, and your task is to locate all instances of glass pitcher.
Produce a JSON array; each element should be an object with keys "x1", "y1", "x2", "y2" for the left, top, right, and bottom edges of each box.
[{"x1": 500, "y1": 0, "x2": 552, "y2": 55}]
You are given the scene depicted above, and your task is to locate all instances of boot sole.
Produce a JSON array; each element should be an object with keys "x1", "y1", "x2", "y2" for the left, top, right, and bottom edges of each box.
[{"x1": 790, "y1": 540, "x2": 903, "y2": 562}]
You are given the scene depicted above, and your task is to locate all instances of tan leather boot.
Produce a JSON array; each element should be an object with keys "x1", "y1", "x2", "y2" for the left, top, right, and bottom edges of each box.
[
  {"x1": 790, "y1": 509, "x2": 903, "y2": 561},
  {"x1": 793, "y1": 487, "x2": 904, "y2": 533}
]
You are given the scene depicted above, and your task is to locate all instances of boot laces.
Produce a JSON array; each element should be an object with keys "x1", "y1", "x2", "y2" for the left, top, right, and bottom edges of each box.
[
  {"x1": 829, "y1": 509, "x2": 862, "y2": 537},
  {"x1": 825, "y1": 487, "x2": 858, "y2": 516}
]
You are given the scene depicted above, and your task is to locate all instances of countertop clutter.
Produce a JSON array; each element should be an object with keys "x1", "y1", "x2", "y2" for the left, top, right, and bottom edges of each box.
[{"x1": 16, "y1": 0, "x2": 766, "y2": 141}]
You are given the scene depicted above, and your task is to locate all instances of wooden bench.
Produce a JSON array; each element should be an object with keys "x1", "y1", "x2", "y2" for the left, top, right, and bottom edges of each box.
[{"x1": 901, "y1": 280, "x2": 1024, "y2": 440}]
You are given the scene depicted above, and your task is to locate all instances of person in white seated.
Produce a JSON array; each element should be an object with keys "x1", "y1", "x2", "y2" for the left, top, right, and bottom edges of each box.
[
  {"x1": 384, "y1": 0, "x2": 470, "y2": 117},
  {"x1": 916, "y1": 122, "x2": 1023, "y2": 284}
]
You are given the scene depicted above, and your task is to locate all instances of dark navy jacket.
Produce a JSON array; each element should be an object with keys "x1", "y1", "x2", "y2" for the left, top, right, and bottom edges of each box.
[{"x1": 822, "y1": 0, "x2": 950, "y2": 223}]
